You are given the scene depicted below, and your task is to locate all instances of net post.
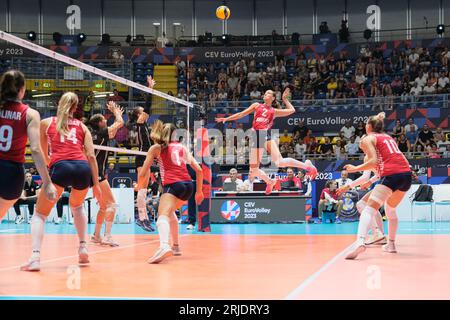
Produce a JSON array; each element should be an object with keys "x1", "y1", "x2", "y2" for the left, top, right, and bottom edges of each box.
[{"x1": 196, "y1": 126, "x2": 211, "y2": 232}]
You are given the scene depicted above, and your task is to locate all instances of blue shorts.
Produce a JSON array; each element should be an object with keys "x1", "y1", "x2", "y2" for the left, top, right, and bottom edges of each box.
[
  {"x1": 379, "y1": 172, "x2": 412, "y2": 192},
  {"x1": 50, "y1": 160, "x2": 92, "y2": 190},
  {"x1": 0, "y1": 160, "x2": 25, "y2": 200},
  {"x1": 163, "y1": 181, "x2": 194, "y2": 201}
]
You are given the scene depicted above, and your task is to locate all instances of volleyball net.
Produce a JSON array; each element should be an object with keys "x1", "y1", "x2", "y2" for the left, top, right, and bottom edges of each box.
[{"x1": 0, "y1": 30, "x2": 211, "y2": 231}]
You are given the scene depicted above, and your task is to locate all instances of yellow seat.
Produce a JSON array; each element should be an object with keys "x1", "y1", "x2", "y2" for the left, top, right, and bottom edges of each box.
[
  {"x1": 331, "y1": 137, "x2": 340, "y2": 144},
  {"x1": 118, "y1": 157, "x2": 130, "y2": 164},
  {"x1": 316, "y1": 137, "x2": 325, "y2": 144}
]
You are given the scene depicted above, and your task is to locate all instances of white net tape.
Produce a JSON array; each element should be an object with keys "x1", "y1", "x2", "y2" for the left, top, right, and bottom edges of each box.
[{"x1": 0, "y1": 30, "x2": 194, "y2": 154}]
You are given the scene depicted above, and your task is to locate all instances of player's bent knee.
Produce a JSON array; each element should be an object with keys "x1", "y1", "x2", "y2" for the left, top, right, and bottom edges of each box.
[{"x1": 369, "y1": 184, "x2": 393, "y2": 206}]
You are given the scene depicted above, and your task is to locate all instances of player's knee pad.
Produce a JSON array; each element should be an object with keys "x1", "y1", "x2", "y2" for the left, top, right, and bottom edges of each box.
[
  {"x1": 384, "y1": 203, "x2": 398, "y2": 220},
  {"x1": 356, "y1": 200, "x2": 367, "y2": 214},
  {"x1": 369, "y1": 184, "x2": 393, "y2": 206},
  {"x1": 70, "y1": 204, "x2": 84, "y2": 217}
]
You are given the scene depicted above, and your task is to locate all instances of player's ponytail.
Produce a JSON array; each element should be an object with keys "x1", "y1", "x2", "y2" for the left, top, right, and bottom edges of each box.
[
  {"x1": 368, "y1": 112, "x2": 385, "y2": 133},
  {"x1": 56, "y1": 92, "x2": 78, "y2": 136},
  {"x1": 150, "y1": 120, "x2": 176, "y2": 147},
  {"x1": 0, "y1": 70, "x2": 25, "y2": 109}
]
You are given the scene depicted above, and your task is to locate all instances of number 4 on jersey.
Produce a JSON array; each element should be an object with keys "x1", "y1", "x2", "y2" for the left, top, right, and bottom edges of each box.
[{"x1": 60, "y1": 128, "x2": 77, "y2": 144}]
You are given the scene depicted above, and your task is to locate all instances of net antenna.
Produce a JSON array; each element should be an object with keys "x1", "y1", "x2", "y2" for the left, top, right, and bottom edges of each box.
[{"x1": 0, "y1": 30, "x2": 195, "y2": 150}]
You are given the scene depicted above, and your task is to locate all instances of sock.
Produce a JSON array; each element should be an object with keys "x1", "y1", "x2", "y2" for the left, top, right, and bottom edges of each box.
[
  {"x1": 94, "y1": 209, "x2": 105, "y2": 238},
  {"x1": 357, "y1": 206, "x2": 377, "y2": 245},
  {"x1": 31, "y1": 213, "x2": 46, "y2": 260},
  {"x1": 156, "y1": 215, "x2": 170, "y2": 248},
  {"x1": 169, "y1": 211, "x2": 179, "y2": 247},
  {"x1": 137, "y1": 189, "x2": 147, "y2": 221},
  {"x1": 374, "y1": 210, "x2": 384, "y2": 234},
  {"x1": 71, "y1": 205, "x2": 87, "y2": 244},
  {"x1": 385, "y1": 204, "x2": 398, "y2": 242},
  {"x1": 276, "y1": 158, "x2": 309, "y2": 170},
  {"x1": 357, "y1": 200, "x2": 382, "y2": 235}
]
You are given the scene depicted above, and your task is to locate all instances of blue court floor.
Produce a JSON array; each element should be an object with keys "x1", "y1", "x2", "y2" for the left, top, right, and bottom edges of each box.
[{"x1": 2, "y1": 220, "x2": 450, "y2": 235}]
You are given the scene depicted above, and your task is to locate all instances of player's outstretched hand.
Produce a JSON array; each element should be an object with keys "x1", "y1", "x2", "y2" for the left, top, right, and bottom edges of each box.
[
  {"x1": 282, "y1": 87, "x2": 291, "y2": 101},
  {"x1": 215, "y1": 117, "x2": 227, "y2": 123},
  {"x1": 336, "y1": 185, "x2": 350, "y2": 196},
  {"x1": 343, "y1": 164, "x2": 357, "y2": 173},
  {"x1": 147, "y1": 75, "x2": 156, "y2": 88}
]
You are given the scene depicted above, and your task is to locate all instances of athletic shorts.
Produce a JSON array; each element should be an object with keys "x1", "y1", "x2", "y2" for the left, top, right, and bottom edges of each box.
[
  {"x1": 50, "y1": 160, "x2": 92, "y2": 190},
  {"x1": 250, "y1": 130, "x2": 271, "y2": 149},
  {"x1": 163, "y1": 181, "x2": 194, "y2": 201},
  {"x1": 379, "y1": 172, "x2": 412, "y2": 192},
  {"x1": 0, "y1": 159, "x2": 25, "y2": 200}
]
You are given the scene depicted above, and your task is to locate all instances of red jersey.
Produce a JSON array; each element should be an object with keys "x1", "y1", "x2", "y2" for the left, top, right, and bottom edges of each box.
[
  {"x1": 320, "y1": 188, "x2": 338, "y2": 201},
  {"x1": 0, "y1": 102, "x2": 29, "y2": 163},
  {"x1": 158, "y1": 142, "x2": 192, "y2": 186},
  {"x1": 252, "y1": 103, "x2": 275, "y2": 130},
  {"x1": 46, "y1": 117, "x2": 87, "y2": 167},
  {"x1": 281, "y1": 176, "x2": 302, "y2": 188},
  {"x1": 373, "y1": 133, "x2": 410, "y2": 177}
]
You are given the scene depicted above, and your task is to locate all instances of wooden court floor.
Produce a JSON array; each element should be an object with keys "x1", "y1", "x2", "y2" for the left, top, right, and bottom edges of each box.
[{"x1": 1, "y1": 229, "x2": 449, "y2": 300}]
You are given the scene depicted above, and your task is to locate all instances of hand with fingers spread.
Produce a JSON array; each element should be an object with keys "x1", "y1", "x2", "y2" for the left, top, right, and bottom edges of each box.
[
  {"x1": 282, "y1": 87, "x2": 291, "y2": 102},
  {"x1": 147, "y1": 75, "x2": 156, "y2": 89}
]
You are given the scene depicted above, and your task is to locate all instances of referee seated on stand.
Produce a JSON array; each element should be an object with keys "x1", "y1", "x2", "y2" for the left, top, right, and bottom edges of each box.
[
  {"x1": 13, "y1": 172, "x2": 40, "y2": 224},
  {"x1": 318, "y1": 180, "x2": 343, "y2": 224}
]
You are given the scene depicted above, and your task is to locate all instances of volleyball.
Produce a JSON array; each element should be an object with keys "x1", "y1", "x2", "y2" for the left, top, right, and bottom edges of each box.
[{"x1": 216, "y1": 5, "x2": 231, "y2": 20}]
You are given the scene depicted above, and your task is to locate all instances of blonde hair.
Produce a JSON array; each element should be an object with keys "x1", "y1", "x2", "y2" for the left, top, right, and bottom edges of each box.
[
  {"x1": 56, "y1": 92, "x2": 78, "y2": 135},
  {"x1": 150, "y1": 120, "x2": 176, "y2": 147}
]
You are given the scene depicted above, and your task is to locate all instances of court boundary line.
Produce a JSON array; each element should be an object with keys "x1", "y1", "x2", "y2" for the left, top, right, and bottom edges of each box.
[
  {"x1": 284, "y1": 241, "x2": 356, "y2": 300},
  {"x1": 0, "y1": 235, "x2": 188, "y2": 273}
]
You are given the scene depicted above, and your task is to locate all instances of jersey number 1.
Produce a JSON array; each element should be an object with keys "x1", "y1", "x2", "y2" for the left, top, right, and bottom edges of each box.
[
  {"x1": 383, "y1": 139, "x2": 401, "y2": 154},
  {"x1": 60, "y1": 128, "x2": 78, "y2": 144}
]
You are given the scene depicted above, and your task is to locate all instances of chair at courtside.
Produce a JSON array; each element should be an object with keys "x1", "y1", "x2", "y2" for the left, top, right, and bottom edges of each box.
[
  {"x1": 434, "y1": 200, "x2": 450, "y2": 223},
  {"x1": 410, "y1": 201, "x2": 434, "y2": 222}
]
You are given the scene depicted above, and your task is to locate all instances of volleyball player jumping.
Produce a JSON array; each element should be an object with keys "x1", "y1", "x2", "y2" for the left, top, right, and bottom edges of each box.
[
  {"x1": 344, "y1": 113, "x2": 412, "y2": 260},
  {"x1": 0, "y1": 70, "x2": 57, "y2": 220},
  {"x1": 21, "y1": 92, "x2": 102, "y2": 271},
  {"x1": 132, "y1": 76, "x2": 156, "y2": 232},
  {"x1": 215, "y1": 87, "x2": 317, "y2": 194},
  {"x1": 89, "y1": 101, "x2": 124, "y2": 246},
  {"x1": 139, "y1": 120, "x2": 204, "y2": 264}
]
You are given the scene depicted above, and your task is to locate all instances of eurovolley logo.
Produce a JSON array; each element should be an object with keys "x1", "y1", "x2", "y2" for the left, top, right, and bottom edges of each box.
[{"x1": 221, "y1": 201, "x2": 241, "y2": 221}]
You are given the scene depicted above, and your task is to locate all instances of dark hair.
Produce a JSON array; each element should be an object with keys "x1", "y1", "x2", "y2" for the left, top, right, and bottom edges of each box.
[
  {"x1": 325, "y1": 180, "x2": 335, "y2": 189},
  {"x1": 367, "y1": 112, "x2": 385, "y2": 133},
  {"x1": 89, "y1": 114, "x2": 104, "y2": 131},
  {"x1": 0, "y1": 70, "x2": 25, "y2": 109},
  {"x1": 127, "y1": 107, "x2": 141, "y2": 125}
]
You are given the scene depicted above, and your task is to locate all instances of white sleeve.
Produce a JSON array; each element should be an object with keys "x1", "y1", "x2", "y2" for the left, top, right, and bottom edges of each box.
[
  {"x1": 324, "y1": 191, "x2": 337, "y2": 203},
  {"x1": 348, "y1": 171, "x2": 371, "y2": 188},
  {"x1": 305, "y1": 182, "x2": 312, "y2": 197}
]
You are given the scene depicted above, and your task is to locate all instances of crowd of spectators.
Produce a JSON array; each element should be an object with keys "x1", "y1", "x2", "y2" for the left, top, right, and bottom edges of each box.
[
  {"x1": 175, "y1": 44, "x2": 450, "y2": 114},
  {"x1": 214, "y1": 117, "x2": 449, "y2": 163}
]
